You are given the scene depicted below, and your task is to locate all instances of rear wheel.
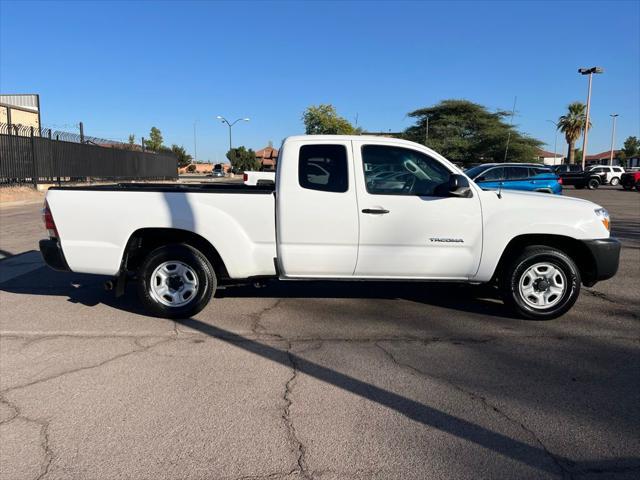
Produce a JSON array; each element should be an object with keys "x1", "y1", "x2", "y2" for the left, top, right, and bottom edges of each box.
[
  {"x1": 137, "y1": 244, "x2": 216, "y2": 319},
  {"x1": 587, "y1": 178, "x2": 600, "y2": 190},
  {"x1": 610, "y1": 177, "x2": 620, "y2": 186},
  {"x1": 501, "y1": 246, "x2": 581, "y2": 320}
]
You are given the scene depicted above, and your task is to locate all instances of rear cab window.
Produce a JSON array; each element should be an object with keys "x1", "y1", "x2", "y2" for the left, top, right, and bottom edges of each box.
[{"x1": 298, "y1": 145, "x2": 348, "y2": 193}]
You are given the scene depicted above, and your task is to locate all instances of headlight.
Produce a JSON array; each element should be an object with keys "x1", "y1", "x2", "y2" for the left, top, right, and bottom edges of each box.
[{"x1": 594, "y1": 208, "x2": 610, "y2": 231}]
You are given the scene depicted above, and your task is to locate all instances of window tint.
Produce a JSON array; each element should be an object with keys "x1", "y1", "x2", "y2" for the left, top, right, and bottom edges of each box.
[
  {"x1": 506, "y1": 166, "x2": 530, "y2": 180},
  {"x1": 480, "y1": 167, "x2": 505, "y2": 181},
  {"x1": 298, "y1": 144, "x2": 348, "y2": 193},
  {"x1": 362, "y1": 145, "x2": 450, "y2": 196}
]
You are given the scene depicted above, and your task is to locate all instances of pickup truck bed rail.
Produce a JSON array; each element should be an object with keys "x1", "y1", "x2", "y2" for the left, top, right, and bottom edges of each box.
[{"x1": 49, "y1": 183, "x2": 275, "y2": 194}]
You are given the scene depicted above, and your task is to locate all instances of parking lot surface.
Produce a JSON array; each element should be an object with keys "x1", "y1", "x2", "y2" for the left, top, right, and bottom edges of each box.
[{"x1": 1, "y1": 186, "x2": 639, "y2": 479}]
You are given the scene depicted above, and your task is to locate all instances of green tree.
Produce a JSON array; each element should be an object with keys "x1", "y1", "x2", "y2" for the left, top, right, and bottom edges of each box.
[
  {"x1": 403, "y1": 99, "x2": 542, "y2": 164},
  {"x1": 302, "y1": 104, "x2": 360, "y2": 135},
  {"x1": 170, "y1": 144, "x2": 193, "y2": 168},
  {"x1": 144, "y1": 126, "x2": 164, "y2": 151},
  {"x1": 557, "y1": 102, "x2": 590, "y2": 165},
  {"x1": 617, "y1": 136, "x2": 640, "y2": 168},
  {"x1": 127, "y1": 134, "x2": 136, "y2": 150},
  {"x1": 226, "y1": 146, "x2": 259, "y2": 172},
  {"x1": 622, "y1": 136, "x2": 639, "y2": 158}
]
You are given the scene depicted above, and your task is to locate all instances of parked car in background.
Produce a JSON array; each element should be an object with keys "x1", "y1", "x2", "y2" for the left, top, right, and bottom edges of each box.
[
  {"x1": 553, "y1": 164, "x2": 583, "y2": 174},
  {"x1": 464, "y1": 163, "x2": 562, "y2": 194},
  {"x1": 588, "y1": 165, "x2": 625, "y2": 186},
  {"x1": 554, "y1": 168, "x2": 603, "y2": 190},
  {"x1": 620, "y1": 171, "x2": 640, "y2": 191},
  {"x1": 243, "y1": 170, "x2": 276, "y2": 186}
]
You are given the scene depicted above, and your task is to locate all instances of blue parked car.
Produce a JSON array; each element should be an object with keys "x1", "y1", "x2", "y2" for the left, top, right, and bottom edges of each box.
[{"x1": 464, "y1": 163, "x2": 562, "y2": 194}]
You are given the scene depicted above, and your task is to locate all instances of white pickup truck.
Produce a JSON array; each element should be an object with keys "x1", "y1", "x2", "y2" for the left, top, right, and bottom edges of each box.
[
  {"x1": 243, "y1": 170, "x2": 276, "y2": 186},
  {"x1": 40, "y1": 135, "x2": 620, "y2": 320}
]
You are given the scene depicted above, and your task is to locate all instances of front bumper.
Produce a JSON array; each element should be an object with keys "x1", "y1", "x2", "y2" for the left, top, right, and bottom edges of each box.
[
  {"x1": 39, "y1": 239, "x2": 70, "y2": 272},
  {"x1": 581, "y1": 238, "x2": 621, "y2": 285}
]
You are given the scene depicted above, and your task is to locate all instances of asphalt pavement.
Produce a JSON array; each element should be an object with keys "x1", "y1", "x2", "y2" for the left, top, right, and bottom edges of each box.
[{"x1": 0, "y1": 186, "x2": 638, "y2": 479}]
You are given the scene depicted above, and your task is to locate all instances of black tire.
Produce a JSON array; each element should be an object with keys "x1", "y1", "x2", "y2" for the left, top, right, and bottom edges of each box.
[
  {"x1": 587, "y1": 178, "x2": 600, "y2": 190},
  {"x1": 137, "y1": 244, "x2": 216, "y2": 319},
  {"x1": 501, "y1": 246, "x2": 581, "y2": 320},
  {"x1": 610, "y1": 177, "x2": 620, "y2": 186}
]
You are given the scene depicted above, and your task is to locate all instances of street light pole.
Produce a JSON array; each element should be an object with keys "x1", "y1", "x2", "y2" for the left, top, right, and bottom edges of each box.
[
  {"x1": 609, "y1": 114, "x2": 619, "y2": 165},
  {"x1": 547, "y1": 120, "x2": 558, "y2": 165},
  {"x1": 216, "y1": 115, "x2": 250, "y2": 151},
  {"x1": 578, "y1": 67, "x2": 603, "y2": 170}
]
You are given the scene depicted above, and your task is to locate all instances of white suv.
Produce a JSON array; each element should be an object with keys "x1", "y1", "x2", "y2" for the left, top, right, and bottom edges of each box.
[{"x1": 588, "y1": 166, "x2": 625, "y2": 186}]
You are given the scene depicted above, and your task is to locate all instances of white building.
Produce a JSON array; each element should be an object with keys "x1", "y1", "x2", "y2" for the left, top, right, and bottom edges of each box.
[{"x1": 535, "y1": 149, "x2": 565, "y2": 166}]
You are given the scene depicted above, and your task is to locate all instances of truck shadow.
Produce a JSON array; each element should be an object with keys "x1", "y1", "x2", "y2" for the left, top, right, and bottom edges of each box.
[{"x1": 0, "y1": 266, "x2": 515, "y2": 319}]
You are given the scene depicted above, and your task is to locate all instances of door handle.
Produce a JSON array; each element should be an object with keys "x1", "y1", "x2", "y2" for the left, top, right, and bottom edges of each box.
[{"x1": 362, "y1": 208, "x2": 390, "y2": 214}]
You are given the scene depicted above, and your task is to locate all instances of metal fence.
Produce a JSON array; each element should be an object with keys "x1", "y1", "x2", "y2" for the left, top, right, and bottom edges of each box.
[{"x1": 0, "y1": 124, "x2": 178, "y2": 186}]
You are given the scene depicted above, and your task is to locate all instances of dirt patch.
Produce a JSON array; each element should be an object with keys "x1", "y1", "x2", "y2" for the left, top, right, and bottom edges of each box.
[{"x1": 0, "y1": 186, "x2": 45, "y2": 206}]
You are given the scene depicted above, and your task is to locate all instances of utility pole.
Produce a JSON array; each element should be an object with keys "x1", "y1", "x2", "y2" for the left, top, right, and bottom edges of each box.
[
  {"x1": 79, "y1": 122, "x2": 84, "y2": 144},
  {"x1": 609, "y1": 114, "x2": 618, "y2": 165},
  {"x1": 193, "y1": 121, "x2": 198, "y2": 162},
  {"x1": 578, "y1": 67, "x2": 604, "y2": 170},
  {"x1": 547, "y1": 120, "x2": 559, "y2": 165},
  {"x1": 424, "y1": 115, "x2": 430, "y2": 145},
  {"x1": 503, "y1": 96, "x2": 517, "y2": 162}
]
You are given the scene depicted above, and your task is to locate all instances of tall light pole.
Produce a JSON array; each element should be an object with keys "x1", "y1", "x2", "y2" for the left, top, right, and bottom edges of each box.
[
  {"x1": 216, "y1": 115, "x2": 250, "y2": 151},
  {"x1": 578, "y1": 66, "x2": 603, "y2": 170},
  {"x1": 609, "y1": 114, "x2": 619, "y2": 165},
  {"x1": 546, "y1": 119, "x2": 559, "y2": 165}
]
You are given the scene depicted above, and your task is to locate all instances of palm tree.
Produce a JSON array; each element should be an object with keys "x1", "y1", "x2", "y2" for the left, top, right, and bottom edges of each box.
[{"x1": 557, "y1": 102, "x2": 591, "y2": 165}]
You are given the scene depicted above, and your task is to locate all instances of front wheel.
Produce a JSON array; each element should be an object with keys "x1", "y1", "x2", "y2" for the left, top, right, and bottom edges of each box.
[
  {"x1": 137, "y1": 244, "x2": 216, "y2": 319},
  {"x1": 501, "y1": 246, "x2": 581, "y2": 320},
  {"x1": 610, "y1": 177, "x2": 620, "y2": 186}
]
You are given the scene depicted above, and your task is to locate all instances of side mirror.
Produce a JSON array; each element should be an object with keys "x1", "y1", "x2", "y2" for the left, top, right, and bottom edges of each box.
[{"x1": 449, "y1": 174, "x2": 472, "y2": 197}]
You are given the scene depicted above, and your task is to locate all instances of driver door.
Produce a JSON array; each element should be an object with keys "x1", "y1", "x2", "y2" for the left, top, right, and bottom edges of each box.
[{"x1": 352, "y1": 140, "x2": 482, "y2": 279}]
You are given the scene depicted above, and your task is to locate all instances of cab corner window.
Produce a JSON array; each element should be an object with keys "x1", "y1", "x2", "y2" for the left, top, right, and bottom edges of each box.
[
  {"x1": 298, "y1": 144, "x2": 348, "y2": 193},
  {"x1": 362, "y1": 145, "x2": 450, "y2": 196}
]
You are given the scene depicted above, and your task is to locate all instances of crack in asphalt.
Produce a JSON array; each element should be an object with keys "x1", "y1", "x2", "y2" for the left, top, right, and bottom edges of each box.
[
  {"x1": 374, "y1": 342, "x2": 573, "y2": 480},
  {"x1": 283, "y1": 346, "x2": 310, "y2": 480},
  {"x1": 249, "y1": 299, "x2": 284, "y2": 339},
  {"x1": 0, "y1": 337, "x2": 174, "y2": 395},
  {"x1": 0, "y1": 394, "x2": 52, "y2": 480}
]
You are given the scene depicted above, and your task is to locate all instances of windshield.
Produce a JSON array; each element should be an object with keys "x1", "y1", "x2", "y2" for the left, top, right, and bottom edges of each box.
[{"x1": 464, "y1": 165, "x2": 491, "y2": 179}]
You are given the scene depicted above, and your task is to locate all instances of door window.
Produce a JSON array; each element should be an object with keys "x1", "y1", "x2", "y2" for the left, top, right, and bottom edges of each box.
[
  {"x1": 361, "y1": 145, "x2": 450, "y2": 196},
  {"x1": 479, "y1": 167, "x2": 505, "y2": 181},
  {"x1": 299, "y1": 145, "x2": 348, "y2": 193},
  {"x1": 506, "y1": 166, "x2": 530, "y2": 180}
]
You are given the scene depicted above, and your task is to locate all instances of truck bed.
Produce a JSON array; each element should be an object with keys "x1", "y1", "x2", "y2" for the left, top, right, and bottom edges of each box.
[
  {"x1": 49, "y1": 182, "x2": 275, "y2": 194},
  {"x1": 46, "y1": 183, "x2": 277, "y2": 278}
]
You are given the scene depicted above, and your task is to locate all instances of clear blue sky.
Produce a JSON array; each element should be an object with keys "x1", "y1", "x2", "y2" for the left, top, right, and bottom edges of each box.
[{"x1": 1, "y1": 0, "x2": 638, "y2": 163}]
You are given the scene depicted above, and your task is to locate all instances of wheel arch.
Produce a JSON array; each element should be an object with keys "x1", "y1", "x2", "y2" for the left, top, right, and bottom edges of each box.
[
  {"x1": 492, "y1": 234, "x2": 598, "y2": 286},
  {"x1": 122, "y1": 227, "x2": 230, "y2": 280}
]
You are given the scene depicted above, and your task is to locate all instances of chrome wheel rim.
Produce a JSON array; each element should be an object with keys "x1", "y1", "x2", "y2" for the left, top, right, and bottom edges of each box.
[
  {"x1": 518, "y1": 262, "x2": 566, "y2": 310},
  {"x1": 150, "y1": 261, "x2": 199, "y2": 307}
]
